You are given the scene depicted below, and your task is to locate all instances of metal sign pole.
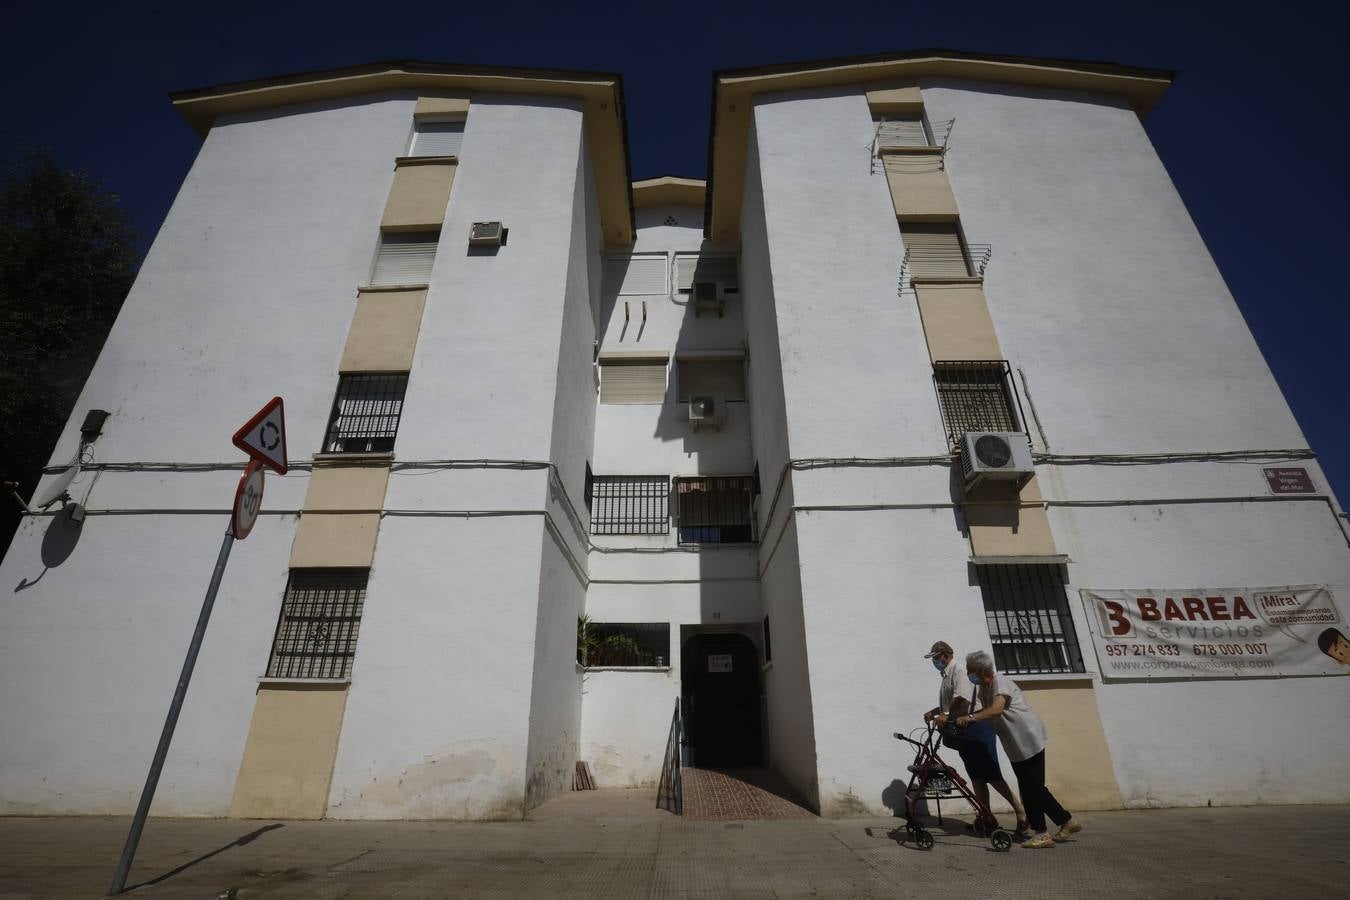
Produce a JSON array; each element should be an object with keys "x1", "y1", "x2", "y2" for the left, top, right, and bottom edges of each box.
[{"x1": 109, "y1": 527, "x2": 236, "y2": 895}]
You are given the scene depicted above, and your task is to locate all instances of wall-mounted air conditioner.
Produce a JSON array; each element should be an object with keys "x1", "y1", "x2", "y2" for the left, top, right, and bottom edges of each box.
[
  {"x1": 469, "y1": 221, "x2": 505, "y2": 247},
  {"x1": 958, "y1": 431, "x2": 1034, "y2": 489},
  {"x1": 688, "y1": 395, "x2": 725, "y2": 431},
  {"x1": 692, "y1": 281, "x2": 725, "y2": 318}
]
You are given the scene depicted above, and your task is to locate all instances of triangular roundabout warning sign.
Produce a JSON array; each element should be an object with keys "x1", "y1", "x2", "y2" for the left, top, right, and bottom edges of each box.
[{"x1": 232, "y1": 397, "x2": 288, "y2": 474}]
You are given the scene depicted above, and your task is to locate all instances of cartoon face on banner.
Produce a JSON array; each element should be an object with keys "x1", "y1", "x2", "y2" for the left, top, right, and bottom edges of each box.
[{"x1": 1081, "y1": 585, "x2": 1346, "y2": 680}]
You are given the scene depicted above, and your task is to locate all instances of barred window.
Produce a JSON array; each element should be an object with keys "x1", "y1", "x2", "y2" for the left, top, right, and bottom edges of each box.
[
  {"x1": 978, "y1": 564, "x2": 1085, "y2": 675},
  {"x1": 589, "y1": 475, "x2": 670, "y2": 534},
  {"x1": 676, "y1": 475, "x2": 757, "y2": 544},
  {"x1": 323, "y1": 374, "x2": 408, "y2": 453},
  {"x1": 265, "y1": 569, "x2": 368, "y2": 680},
  {"x1": 585, "y1": 622, "x2": 670, "y2": 667},
  {"x1": 933, "y1": 361, "x2": 1020, "y2": 446}
]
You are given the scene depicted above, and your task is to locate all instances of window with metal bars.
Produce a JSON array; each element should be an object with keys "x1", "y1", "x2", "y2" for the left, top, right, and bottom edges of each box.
[
  {"x1": 932, "y1": 361, "x2": 1021, "y2": 446},
  {"x1": 589, "y1": 475, "x2": 670, "y2": 534},
  {"x1": 675, "y1": 475, "x2": 757, "y2": 544},
  {"x1": 586, "y1": 622, "x2": 670, "y2": 667},
  {"x1": 977, "y1": 564, "x2": 1085, "y2": 675},
  {"x1": 323, "y1": 374, "x2": 408, "y2": 453},
  {"x1": 265, "y1": 569, "x2": 368, "y2": 680}
]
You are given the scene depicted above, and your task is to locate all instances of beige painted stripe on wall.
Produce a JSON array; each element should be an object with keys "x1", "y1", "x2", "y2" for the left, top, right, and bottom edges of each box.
[{"x1": 340, "y1": 289, "x2": 428, "y2": 373}]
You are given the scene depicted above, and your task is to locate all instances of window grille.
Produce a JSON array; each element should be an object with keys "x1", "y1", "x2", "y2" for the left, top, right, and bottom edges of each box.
[
  {"x1": 933, "y1": 361, "x2": 1021, "y2": 446},
  {"x1": 371, "y1": 231, "x2": 439, "y2": 285},
  {"x1": 586, "y1": 622, "x2": 670, "y2": 666},
  {"x1": 677, "y1": 358, "x2": 746, "y2": 402},
  {"x1": 675, "y1": 475, "x2": 757, "y2": 544},
  {"x1": 410, "y1": 120, "x2": 464, "y2": 157},
  {"x1": 323, "y1": 374, "x2": 408, "y2": 453},
  {"x1": 265, "y1": 569, "x2": 368, "y2": 680},
  {"x1": 977, "y1": 564, "x2": 1085, "y2": 675},
  {"x1": 589, "y1": 475, "x2": 670, "y2": 534}
]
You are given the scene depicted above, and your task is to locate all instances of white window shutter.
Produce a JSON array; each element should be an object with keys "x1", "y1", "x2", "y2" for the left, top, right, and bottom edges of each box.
[
  {"x1": 605, "y1": 255, "x2": 669, "y2": 295},
  {"x1": 371, "y1": 232, "x2": 439, "y2": 285},
  {"x1": 674, "y1": 254, "x2": 738, "y2": 293},
  {"x1": 411, "y1": 121, "x2": 464, "y2": 157},
  {"x1": 901, "y1": 224, "x2": 969, "y2": 278},
  {"x1": 677, "y1": 359, "x2": 745, "y2": 402},
  {"x1": 876, "y1": 117, "x2": 929, "y2": 149},
  {"x1": 599, "y1": 359, "x2": 668, "y2": 404}
]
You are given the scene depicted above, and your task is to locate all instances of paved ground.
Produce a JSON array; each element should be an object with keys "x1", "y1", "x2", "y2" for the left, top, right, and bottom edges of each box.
[
  {"x1": 679, "y1": 768, "x2": 813, "y2": 821},
  {"x1": 2, "y1": 793, "x2": 1348, "y2": 899}
]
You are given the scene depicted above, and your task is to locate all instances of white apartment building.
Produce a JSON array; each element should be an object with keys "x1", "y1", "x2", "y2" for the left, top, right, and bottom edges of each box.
[{"x1": 2, "y1": 52, "x2": 1348, "y2": 822}]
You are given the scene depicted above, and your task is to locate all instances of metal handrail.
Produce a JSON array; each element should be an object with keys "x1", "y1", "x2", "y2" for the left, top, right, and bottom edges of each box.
[
  {"x1": 899, "y1": 243, "x2": 992, "y2": 289},
  {"x1": 656, "y1": 698, "x2": 684, "y2": 814}
]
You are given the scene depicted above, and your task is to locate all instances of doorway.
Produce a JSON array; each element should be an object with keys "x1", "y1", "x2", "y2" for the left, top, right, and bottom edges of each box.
[{"x1": 681, "y1": 632, "x2": 762, "y2": 767}]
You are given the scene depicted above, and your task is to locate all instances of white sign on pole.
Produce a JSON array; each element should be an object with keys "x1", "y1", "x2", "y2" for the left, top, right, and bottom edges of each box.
[
  {"x1": 1081, "y1": 585, "x2": 1348, "y2": 680},
  {"x1": 232, "y1": 397, "x2": 288, "y2": 474}
]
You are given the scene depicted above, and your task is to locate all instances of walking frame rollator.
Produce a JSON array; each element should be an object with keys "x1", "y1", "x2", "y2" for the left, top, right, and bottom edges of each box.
[{"x1": 892, "y1": 719, "x2": 1013, "y2": 852}]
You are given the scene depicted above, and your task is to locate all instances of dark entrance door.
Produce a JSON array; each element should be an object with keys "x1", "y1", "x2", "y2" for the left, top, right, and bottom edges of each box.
[{"x1": 682, "y1": 632, "x2": 762, "y2": 767}]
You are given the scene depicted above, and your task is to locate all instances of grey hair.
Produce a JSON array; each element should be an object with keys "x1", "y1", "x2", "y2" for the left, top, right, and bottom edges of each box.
[{"x1": 965, "y1": 650, "x2": 996, "y2": 675}]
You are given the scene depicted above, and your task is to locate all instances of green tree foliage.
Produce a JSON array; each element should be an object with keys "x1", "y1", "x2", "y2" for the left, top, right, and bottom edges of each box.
[{"x1": 0, "y1": 150, "x2": 137, "y2": 552}]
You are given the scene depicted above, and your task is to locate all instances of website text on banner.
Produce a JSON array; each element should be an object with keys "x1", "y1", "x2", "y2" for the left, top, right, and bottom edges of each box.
[{"x1": 1080, "y1": 586, "x2": 1348, "y2": 680}]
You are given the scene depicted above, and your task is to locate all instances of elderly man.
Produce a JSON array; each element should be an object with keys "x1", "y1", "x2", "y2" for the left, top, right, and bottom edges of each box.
[{"x1": 922, "y1": 641, "x2": 1026, "y2": 834}]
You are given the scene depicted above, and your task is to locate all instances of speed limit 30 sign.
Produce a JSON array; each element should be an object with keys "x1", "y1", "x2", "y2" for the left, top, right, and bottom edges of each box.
[{"x1": 231, "y1": 461, "x2": 265, "y2": 539}]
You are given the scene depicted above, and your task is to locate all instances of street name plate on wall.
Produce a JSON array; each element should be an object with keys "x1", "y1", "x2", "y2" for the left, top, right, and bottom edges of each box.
[
  {"x1": 1263, "y1": 467, "x2": 1316, "y2": 494},
  {"x1": 708, "y1": 654, "x2": 733, "y2": 673}
]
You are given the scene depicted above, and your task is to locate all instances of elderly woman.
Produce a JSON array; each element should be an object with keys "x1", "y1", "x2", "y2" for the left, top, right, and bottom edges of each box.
[{"x1": 955, "y1": 650, "x2": 1082, "y2": 849}]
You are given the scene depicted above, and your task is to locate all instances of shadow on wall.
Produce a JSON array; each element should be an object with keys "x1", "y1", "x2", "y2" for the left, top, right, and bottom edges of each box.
[{"x1": 14, "y1": 510, "x2": 85, "y2": 591}]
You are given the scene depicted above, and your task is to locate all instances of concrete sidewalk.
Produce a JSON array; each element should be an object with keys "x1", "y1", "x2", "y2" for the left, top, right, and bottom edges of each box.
[{"x1": 2, "y1": 793, "x2": 1347, "y2": 898}]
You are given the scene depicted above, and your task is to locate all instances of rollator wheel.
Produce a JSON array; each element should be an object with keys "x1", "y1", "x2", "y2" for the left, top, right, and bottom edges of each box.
[
  {"x1": 990, "y1": 829, "x2": 1013, "y2": 852},
  {"x1": 915, "y1": 829, "x2": 934, "y2": 850}
]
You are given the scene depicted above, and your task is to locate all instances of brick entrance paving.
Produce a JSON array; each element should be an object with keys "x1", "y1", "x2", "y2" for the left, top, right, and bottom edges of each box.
[{"x1": 679, "y1": 767, "x2": 815, "y2": 821}]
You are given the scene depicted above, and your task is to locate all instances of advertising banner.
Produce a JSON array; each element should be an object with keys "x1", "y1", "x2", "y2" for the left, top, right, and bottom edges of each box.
[{"x1": 1080, "y1": 585, "x2": 1348, "y2": 680}]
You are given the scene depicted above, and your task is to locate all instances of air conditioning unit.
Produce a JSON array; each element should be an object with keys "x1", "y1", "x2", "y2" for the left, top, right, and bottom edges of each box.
[
  {"x1": 692, "y1": 281, "x2": 725, "y2": 318},
  {"x1": 688, "y1": 395, "x2": 725, "y2": 431},
  {"x1": 469, "y1": 221, "x2": 505, "y2": 247},
  {"x1": 958, "y1": 431, "x2": 1034, "y2": 489}
]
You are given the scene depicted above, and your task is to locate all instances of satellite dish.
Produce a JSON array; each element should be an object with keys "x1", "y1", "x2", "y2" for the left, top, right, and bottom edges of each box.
[{"x1": 35, "y1": 454, "x2": 81, "y2": 510}]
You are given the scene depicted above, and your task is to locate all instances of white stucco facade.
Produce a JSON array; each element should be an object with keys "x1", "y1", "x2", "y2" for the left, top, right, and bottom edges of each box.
[{"x1": 1, "y1": 55, "x2": 1347, "y2": 821}]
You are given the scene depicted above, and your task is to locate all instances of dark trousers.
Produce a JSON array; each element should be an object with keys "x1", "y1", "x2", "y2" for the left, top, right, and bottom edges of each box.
[{"x1": 1009, "y1": 750, "x2": 1071, "y2": 833}]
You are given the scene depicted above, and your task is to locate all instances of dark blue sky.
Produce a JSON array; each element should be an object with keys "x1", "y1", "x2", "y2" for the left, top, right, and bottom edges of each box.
[{"x1": 5, "y1": 2, "x2": 1348, "y2": 500}]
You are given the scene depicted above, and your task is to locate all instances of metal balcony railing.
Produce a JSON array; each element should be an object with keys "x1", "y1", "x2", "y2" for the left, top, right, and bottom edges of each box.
[
  {"x1": 871, "y1": 118, "x2": 955, "y2": 173},
  {"x1": 899, "y1": 243, "x2": 992, "y2": 288}
]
